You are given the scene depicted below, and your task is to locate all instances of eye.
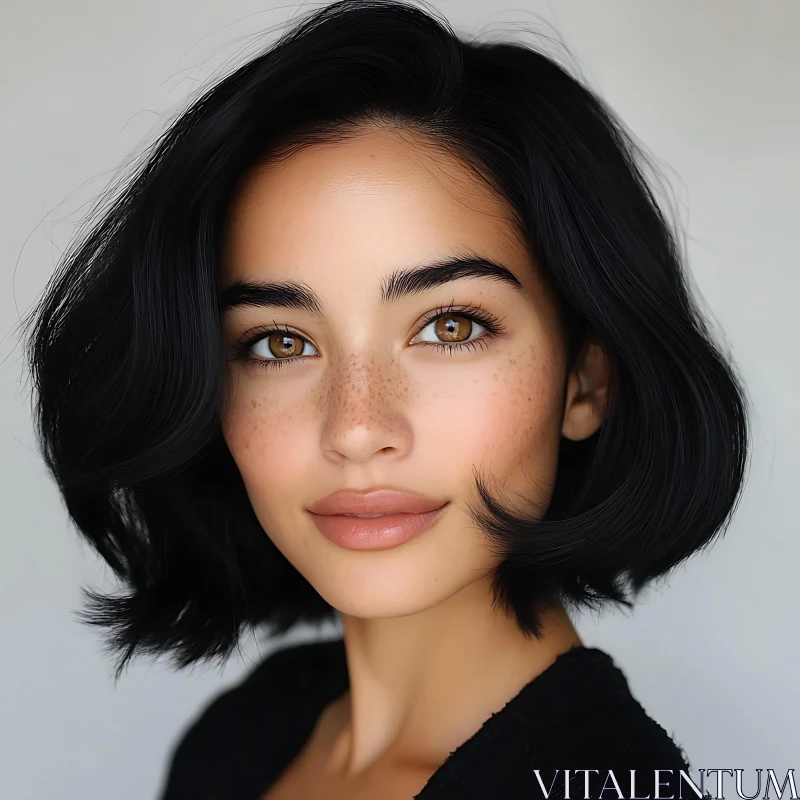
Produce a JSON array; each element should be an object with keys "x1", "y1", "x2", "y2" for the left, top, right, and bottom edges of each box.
[
  {"x1": 231, "y1": 324, "x2": 319, "y2": 372},
  {"x1": 408, "y1": 303, "x2": 505, "y2": 354},
  {"x1": 411, "y1": 312, "x2": 487, "y2": 345},
  {"x1": 250, "y1": 330, "x2": 319, "y2": 362}
]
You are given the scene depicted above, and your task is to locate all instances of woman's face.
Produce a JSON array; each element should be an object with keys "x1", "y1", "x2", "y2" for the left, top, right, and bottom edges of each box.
[{"x1": 220, "y1": 125, "x2": 574, "y2": 619}]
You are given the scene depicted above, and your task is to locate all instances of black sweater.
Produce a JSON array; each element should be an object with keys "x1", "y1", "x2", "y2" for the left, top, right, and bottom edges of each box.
[{"x1": 158, "y1": 637, "x2": 698, "y2": 799}]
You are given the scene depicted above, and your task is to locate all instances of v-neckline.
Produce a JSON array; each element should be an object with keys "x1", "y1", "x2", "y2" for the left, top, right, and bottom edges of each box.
[
  {"x1": 414, "y1": 642, "x2": 612, "y2": 797},
  {"x1": 262, "y1": 638, "x2": 614, "y2": 799}
]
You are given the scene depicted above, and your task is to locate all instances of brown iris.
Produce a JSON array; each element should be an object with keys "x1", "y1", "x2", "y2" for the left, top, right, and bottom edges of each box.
[
  {"x1": 267, "y1": 332, "x2": 305, "y2": 358},
  {"x1": 434, "y1": 314, "x2": 472, "y2": 342}
]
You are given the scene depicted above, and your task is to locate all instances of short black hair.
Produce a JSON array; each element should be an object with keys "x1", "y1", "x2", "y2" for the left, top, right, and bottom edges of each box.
[{"x1": 22, "y1": 0, "x2": 750, "y2": 680}]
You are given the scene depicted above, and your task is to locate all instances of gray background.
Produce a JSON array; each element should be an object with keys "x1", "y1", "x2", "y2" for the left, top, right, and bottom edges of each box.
[{"x1": 2, "y1": 1, "x2": 797, "y2": 798}]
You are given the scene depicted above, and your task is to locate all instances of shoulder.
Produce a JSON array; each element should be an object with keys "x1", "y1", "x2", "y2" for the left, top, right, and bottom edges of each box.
[
  {"x1": 535, "y1": 646, "x2": 694, "y2": 770},
  {"x1": 166, "y1": 636, "x2": 347, "y2": 753},
  {"x1": 559, "y1": 647, "x2": 692, "y2": 766},
  {"x1": 157, "y1": 637, "x2": 348, "y2": 800},
  {"x1": 422, "y1": 646, "x2": 695, "y2": 800}
]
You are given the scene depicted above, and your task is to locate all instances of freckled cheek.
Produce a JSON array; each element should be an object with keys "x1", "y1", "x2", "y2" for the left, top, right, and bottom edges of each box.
[
  {"x1": 222, "y1": 389, "x2": 314, "y2": 485},
  {"x1": 419, "y1": 357, "x2": 562, "y2": 470}
]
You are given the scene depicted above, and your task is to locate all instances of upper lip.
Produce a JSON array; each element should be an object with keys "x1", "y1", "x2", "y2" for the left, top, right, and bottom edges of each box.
[{"x1": 308, "y1": 488, "x2": 447, "y2": 516}]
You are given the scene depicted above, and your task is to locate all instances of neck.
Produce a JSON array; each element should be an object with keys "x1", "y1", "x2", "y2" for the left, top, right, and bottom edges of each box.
[{"x1": 324, "y1": 574, "x2": 582, "y2": 778}]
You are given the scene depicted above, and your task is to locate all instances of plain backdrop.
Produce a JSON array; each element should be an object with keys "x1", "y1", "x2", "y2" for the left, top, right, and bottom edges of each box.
[{"x1": 2, "y1": 1, "x2": 798, "y2": 798}]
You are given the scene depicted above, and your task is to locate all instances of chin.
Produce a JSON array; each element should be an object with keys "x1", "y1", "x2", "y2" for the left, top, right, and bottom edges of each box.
[{"x1": 303, "y1": 552, "x2": 471, "y2": 620}]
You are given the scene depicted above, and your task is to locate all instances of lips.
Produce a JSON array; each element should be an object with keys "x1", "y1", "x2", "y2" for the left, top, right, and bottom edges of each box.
[
  {"x1": 307, "y1": 487, "x2": 446, "y2": 516},
  {"x1": 309, "y1": 504, "x2": 450, "y2": 551}
]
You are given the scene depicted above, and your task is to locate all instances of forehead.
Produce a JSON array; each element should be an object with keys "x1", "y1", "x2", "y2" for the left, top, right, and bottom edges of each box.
[{"x1": 220, "y1": 126, "x2": 531, "y2": 283}]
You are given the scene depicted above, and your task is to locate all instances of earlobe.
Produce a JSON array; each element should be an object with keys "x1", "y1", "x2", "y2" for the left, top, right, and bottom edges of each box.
[{"x1": 560, "y1": 341, "x2": 610, "y2": 442}]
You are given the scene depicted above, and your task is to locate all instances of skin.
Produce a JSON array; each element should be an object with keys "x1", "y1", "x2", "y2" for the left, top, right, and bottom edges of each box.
[{"x1": 219, "y1": 122, "x2": 610, "y2": 799}]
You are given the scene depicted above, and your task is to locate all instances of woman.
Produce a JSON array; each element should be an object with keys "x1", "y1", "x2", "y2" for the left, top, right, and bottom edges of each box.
[{"x1": 23, "y1": 1, "x2": 748, "y2": 798}]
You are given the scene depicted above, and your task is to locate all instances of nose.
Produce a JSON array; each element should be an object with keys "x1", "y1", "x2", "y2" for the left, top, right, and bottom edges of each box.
[{"x1": 320, "y1": 353, "x2": 413, "y2": 465}]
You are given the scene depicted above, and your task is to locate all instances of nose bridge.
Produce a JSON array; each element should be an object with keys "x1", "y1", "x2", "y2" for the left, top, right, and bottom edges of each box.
[
  {"x1": 328, "y1": 349, "x2": 400, "y2": 423},
  {"x1": 320, "y1": 348, "x2": 410, "y2": 461}
]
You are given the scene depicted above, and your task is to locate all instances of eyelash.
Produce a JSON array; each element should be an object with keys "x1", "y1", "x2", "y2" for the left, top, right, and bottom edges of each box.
[{"x1": 232, "y1": 302, "x2": 507, "y2": 372}]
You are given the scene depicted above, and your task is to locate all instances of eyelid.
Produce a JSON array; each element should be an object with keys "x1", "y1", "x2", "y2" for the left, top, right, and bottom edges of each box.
[{"x1": 236, "y1": 321, "x2": 313, "y2": 346}]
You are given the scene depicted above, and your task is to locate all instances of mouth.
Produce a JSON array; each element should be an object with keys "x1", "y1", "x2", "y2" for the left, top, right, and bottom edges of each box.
[{"x1": 308, "y1": 502, "x2": 450, "y2": 551}]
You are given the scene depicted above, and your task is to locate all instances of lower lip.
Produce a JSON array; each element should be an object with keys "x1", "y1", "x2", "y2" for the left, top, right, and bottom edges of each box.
[{"x1": 308, "y1": 503, "x2": 450, "y2": 551}]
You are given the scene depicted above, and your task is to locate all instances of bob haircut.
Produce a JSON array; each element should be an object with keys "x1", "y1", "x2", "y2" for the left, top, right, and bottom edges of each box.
[{"x1": 23, "y1": 0, "x2": 749, "y2": 679}]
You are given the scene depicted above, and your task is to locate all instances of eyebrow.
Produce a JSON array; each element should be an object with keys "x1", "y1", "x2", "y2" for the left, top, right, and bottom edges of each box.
[{"x1": 219, "y1": 255, "x2": 524, "y2": 315}]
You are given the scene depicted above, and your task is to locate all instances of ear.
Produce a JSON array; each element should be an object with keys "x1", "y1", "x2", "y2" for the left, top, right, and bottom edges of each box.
[{"x1": 561, "y1": 339, "x2": 610, "y2": 441}]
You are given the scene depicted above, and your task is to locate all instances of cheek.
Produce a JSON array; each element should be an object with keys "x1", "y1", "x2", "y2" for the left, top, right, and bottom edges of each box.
[
  {"x1": 494, "y1": 347, "x2": 563, "y2": 454},
  {"x1": 222, "y1": 388, "x2": 314, "y2": 511},
  {"x1": 419, "y1": 345, "x2": 564, "y2": 501}
]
